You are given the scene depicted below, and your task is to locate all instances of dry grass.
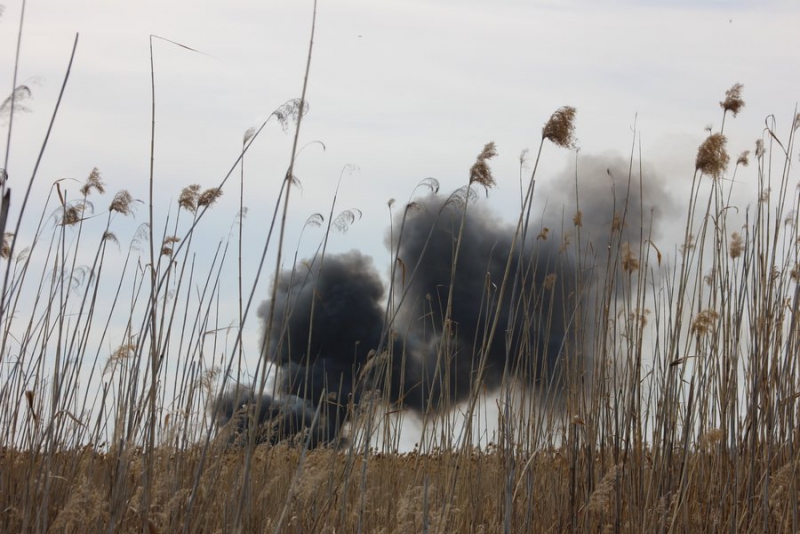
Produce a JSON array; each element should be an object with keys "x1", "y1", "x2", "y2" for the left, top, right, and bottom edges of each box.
[{"x1": 2, "y1": 443, "x2": 798, "y2": 532}]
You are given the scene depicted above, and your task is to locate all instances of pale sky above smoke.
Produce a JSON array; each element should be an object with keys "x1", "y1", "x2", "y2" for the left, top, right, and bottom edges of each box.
[
  {"x1": 4, "y1": 2, "x2": 798, "y2": 220},
  {"x1": 0, "y1": 1, "x2": 798, "y2": 446}
]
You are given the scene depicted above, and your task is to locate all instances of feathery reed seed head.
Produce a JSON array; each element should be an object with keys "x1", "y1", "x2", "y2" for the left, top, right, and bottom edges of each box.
[
  {"x1": 273, "y1": 99, "x2": 309, "y2": 131},
  {"x1": 197, "y1": 187, "x2": 223, "y2": 208},
  {"x1": 80, "y1": 167, "x2": 105, "y2": 196},
  {"x1": 179, "y1": 184, "x2": 201, "y2": 213},
  {"x1": 691, "y1": 309, "x2": 719, "y2": 336},
  {"x1": 102, "y1": 231, "x2": 118, "y2": 245},
  {"x1": 736, "y1": 150, "x2": 750, "y2": 167},
  {"x1": 542, "y1": 106, "x2": 577, "y2": 148},
  {"x1": 62, "y1": 204, "x2": 85, "y2": 226},
  {"x1": 0, "y1": 85, "x2": 32, "y2": 117},
  {"x1": 104, "y1": 343, "x2": 136, "y2": 375},
  {"x1": 537, "y1": 227, "x2": 550, "y2": 241},
  {"x1": 469, "y1": 142, "x2": 498, "y2": 191},
  {"x1": 611, "y1": 212, "x2": 625, "y2": 233},
  {"x1": 588, "y1": 465, "x2": 621, "y2": 513},
  {"x1": 161, "y1": 236, "x2": 181, "y2": 257},
  {"x1": 197, "y1": 367, "x2": 220, "y2": 393},
  {"x1": 621, "y1": 242, "x2": 640, "y2": 273},
  {"x1": 720, "y1": 83, "x2": 745, "y2": 117},
  {"x1": 109, "y1": 190, "x2": 133, "y2": 215},
  {"x1": 695, "y1": 133, "x2": 730, "y2": 179},
  {"x1": 728, "y1": 232, "x2": 744, "y2": 260},
  {"x1": 755, "y1": 139, "x2": 765, "y2": 159},
  {"x1": 1, "y1": 232, "x2": 12, "y2": 259}
]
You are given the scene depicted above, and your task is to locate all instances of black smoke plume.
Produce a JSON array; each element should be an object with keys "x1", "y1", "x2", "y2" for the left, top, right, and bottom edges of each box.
[
  {"x1": 214, "y1": 153, "x2": 672, "y2": 446},
  {"x1": 386, "y1": 194, "x2": 575, "y2": 412},
  {"x1": 214, "y1": 385, "x2": 332, "y2": 447}
]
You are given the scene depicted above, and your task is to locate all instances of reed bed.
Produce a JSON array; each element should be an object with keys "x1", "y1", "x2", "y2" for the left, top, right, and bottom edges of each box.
[{"x1": 1, "y1": 6, "x2": 799, "y2": 533}]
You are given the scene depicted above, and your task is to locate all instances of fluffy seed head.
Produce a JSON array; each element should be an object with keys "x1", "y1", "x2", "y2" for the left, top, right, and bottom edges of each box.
[
  {"x1": 62, "y1": 204, "x2": 85, "y2": 226},
  {"x1": 80, "y1": 168, "x2": 105, "y2": 196},
  {"x1": 273, "y1": 99, "x2": 309, "y2": 132},
  {"x1": 621, "y1": 242, "x2": 640, "y2": 273},
  {"x1": 161, "y1": 235, "x2": 180, "y2": 256},
  {"x1": 736, "y1": 150, "x2": 750, "y2": 167},
  {"x1": 729, "y1": 232, "x2": 744, "y2": 259},
  {"x1": 691, "y1": 309, "x2": 719, "y2": 336},
  {"x1": 102, "y1": 231, "x2": 118, "y2": 245},
  {"x1": 611, "y1": 212, "x2": 625, "y2": 233},
  {"x1": 109, "y1": 190, "x2": 133, "y2": 215},
  {"x1": 537, "y1": 227, "x2": 550, "y2": 241},
  {"x1": 755, "y1": 139, "x2": 765, "y2": 159},
  {"x1": 542, "y1": 106, "x2": 577, "y2": 148},
  {"x1": 0, "y1": 85, "x2": 32, "y2": 117},
  {"x1": 695, "y1": 133, "x2": 730, "y2": 179},
  {"x1": 469, "y1": 142, "x2": 498, "y2": 191},
  {"x1": 197, "y1": 187, "x2": 223, "y2": 208},
  {"x1": 588, "y1": 465, "x2": 621, "y2": 513},
  {"x1": 179, "y1": 184, "x2": 201, "y2": 213},
  {"x1": 1, "y1": 232, "x2": 13, "y2": 259},
  {"x1": 720, "y1": 83, "x2": 745, "y2": 117}
]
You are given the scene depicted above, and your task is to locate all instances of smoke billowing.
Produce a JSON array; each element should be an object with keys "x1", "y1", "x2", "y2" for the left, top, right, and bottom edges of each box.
[
  {"x1": 214, "y1": 152, "x2": 673, "y2": 446},
  {"x1": 387, "y1": 194, "x2": 574, "y2": 412}
]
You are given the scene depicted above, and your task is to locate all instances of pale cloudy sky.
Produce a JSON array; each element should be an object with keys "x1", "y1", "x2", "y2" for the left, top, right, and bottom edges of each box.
[
  {"x1": 1, "y1": 1, "x2": 798, "y2": 435},
  {"x1": 6, "y1": 0, "x2": 797, "y2": 226}
]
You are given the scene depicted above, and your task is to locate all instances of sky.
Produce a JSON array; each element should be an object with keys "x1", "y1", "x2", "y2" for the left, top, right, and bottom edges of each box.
[{"x1": 1, "y1": 0, "x2": 798, "y2": 448}]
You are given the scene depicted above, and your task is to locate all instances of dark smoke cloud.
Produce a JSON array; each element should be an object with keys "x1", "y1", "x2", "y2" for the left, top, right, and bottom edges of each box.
[
  {"x1": 258, "y1": 249, "x2": 384, "y2": 403},
  {"x1": 388, "y1": 195, "x2": 575, "y2": 412},
  {"x1": 214, "y1": 152, "x2": 673, "y2": 446},
  {"x1": 214, "y1": 386, "x2": 333, "y2": 447}
]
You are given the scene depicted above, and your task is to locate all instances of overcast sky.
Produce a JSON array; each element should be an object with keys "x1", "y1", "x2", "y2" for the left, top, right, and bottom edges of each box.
[{"x1": 1, "y1": 1, "x2": 798, "y2": 441}]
